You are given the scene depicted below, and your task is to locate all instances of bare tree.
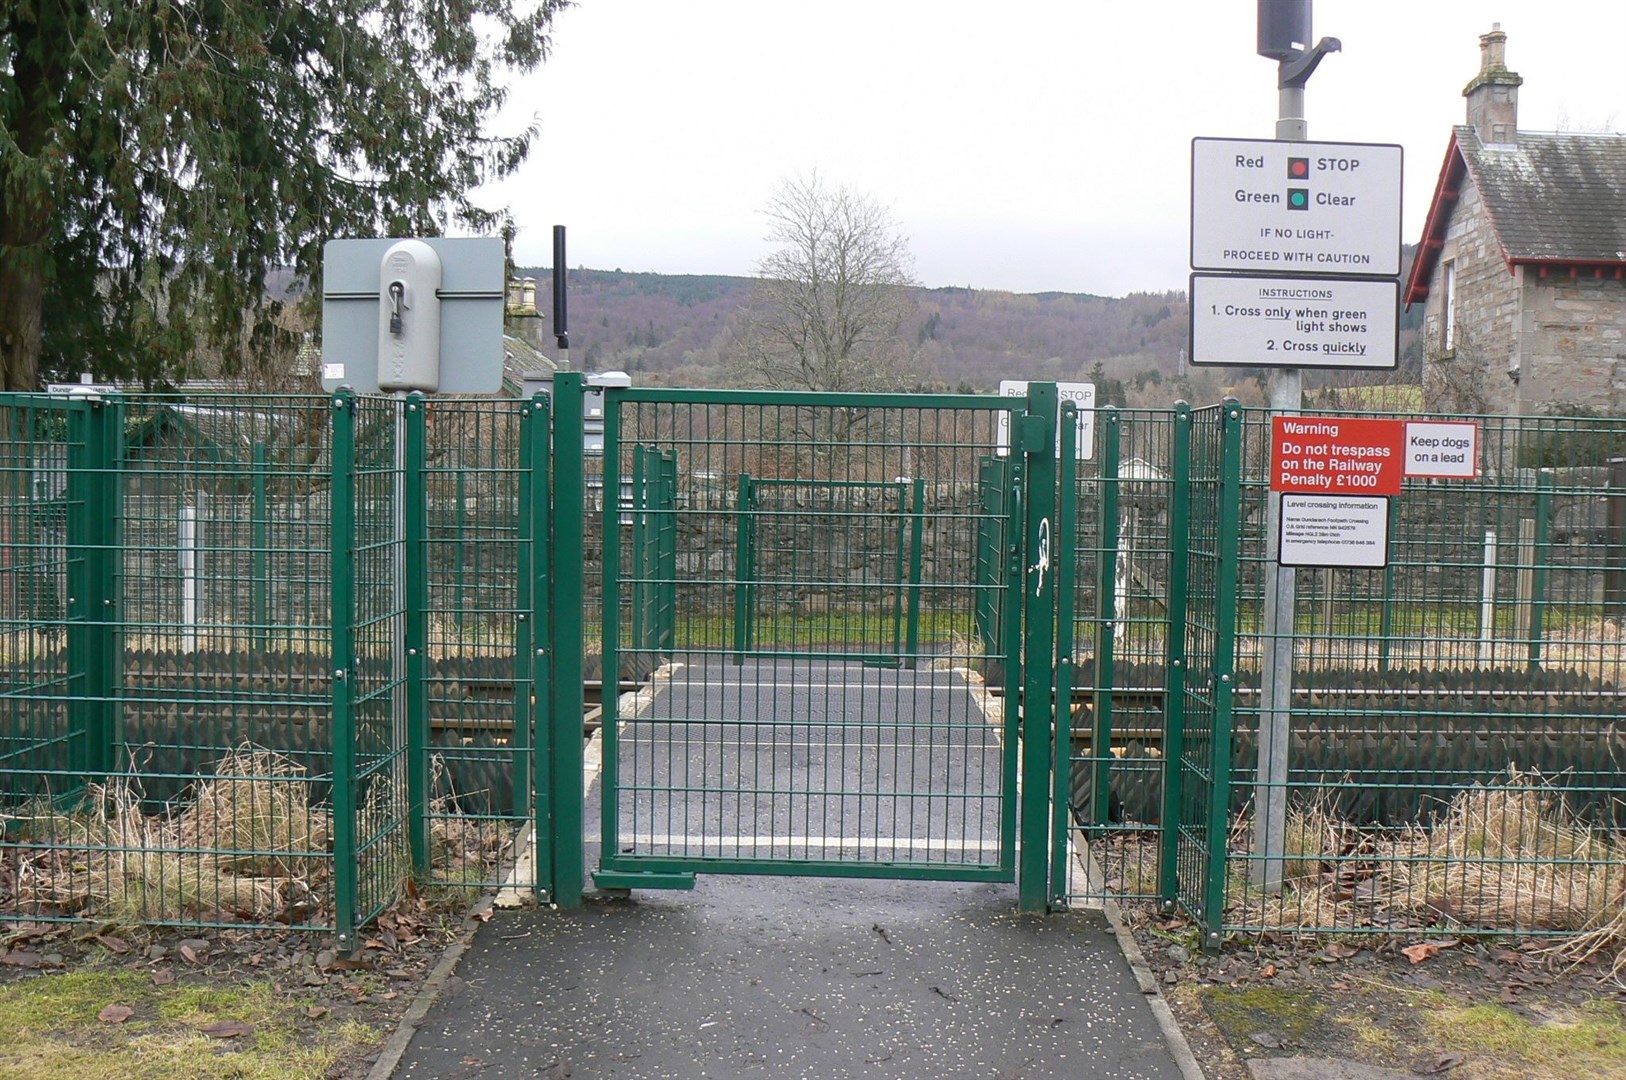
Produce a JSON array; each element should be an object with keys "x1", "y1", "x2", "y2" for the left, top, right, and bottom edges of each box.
[{"x1": 732, "y1": 173, "x2": 918, "y2": 393}]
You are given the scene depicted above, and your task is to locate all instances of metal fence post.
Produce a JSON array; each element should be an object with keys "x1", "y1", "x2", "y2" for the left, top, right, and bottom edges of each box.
[
  {"x1": 1050, "y1": 401, "x2": 1079, "y2": 906},
  {"x1": 659, "y1": 450, "x2": 678, "y2": 653},
  {"x1": 64, "y1": 398, "x2": 120, "y2": 786},
  {"x1": 251, "y1": 442, "x2": 269, "y2": 651},
  {"x1": 1159, "y1": 402, "x2": 1193, "y2": 913},
  {"x1": 548, "y1": 373, "x2": 587, "y2": 908},
  {"x1": 510, "y1": 400, "x2": 535, "y2": 823},
  {"x1": 1202, "y1": 401, "x2": 1245, "y2": 952},
  {"x1": 904, "y1": 476, "x2": 926, "y2": 668},
  {"x1": 329, "y1": 389, "x2": 359, "y2": 945},
  {"x1": 1528, "y1": 469, "x2": 1553, "y2": 670},
  {"x1": 1019, "y1": 382, "x2": 1059, "y2": 912},
  {"x1": 1378, "y1": 512, "x2": 1397, "y2": 673},
  {"x1": 527, "y1": 393, "x2": 555, "y2": 901},
  {"x1": 1000, "y1": 458, "x2": 1025, "y2": 883},
  {"x1": 1092, "y1": 408, "x2": 1122, "y2": 831},
  {"x1": 731, "y1": 473, "x2": 754, "y2": 663},
  {"x1": 403, "y1": 393, "x2": 430, "y2": 875},
  {"x1": 599, "y1": 387, "x2": 625, "y2": 877}
]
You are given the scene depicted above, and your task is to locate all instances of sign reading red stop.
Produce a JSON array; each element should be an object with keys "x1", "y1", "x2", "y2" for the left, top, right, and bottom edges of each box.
[{"x1": 1271, "y1": 415, "x2": 1404, "y2": 495}]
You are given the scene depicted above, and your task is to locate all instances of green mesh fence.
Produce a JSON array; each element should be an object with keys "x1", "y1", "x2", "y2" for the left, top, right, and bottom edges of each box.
[
  {"x1": 1064, "y1": 406, "x2": 1195, "y2": 907},
  {"x1": 0, "y1": 391, "x2": 543, "y2": 939},
  {"x1": 1056, "y1": 404, "x2": 1626, "y2": 945},
  {"x1": 1220, "y1": 408, "x2": 1626, "y2": 940},
  {"x1": 2, "y1": 393, "x2": 343, "y2": 932},
  {"x1": 416, "y1": 395, "x2": 538, "y2": 896}
]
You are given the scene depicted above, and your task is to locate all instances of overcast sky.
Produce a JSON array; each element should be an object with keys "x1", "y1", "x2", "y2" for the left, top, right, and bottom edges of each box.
[{"x1": 480, "y1": 1, "x2": 1626, "y2": 297}]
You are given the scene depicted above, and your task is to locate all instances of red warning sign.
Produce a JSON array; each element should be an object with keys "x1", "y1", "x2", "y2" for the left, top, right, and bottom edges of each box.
[{"x1": 1271, "y1": 415, "x2": 1404, "y2": 495}]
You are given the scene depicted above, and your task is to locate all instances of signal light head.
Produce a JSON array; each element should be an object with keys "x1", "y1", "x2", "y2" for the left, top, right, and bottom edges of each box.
[
  {"x1": 1288, "y1": 188, "x2": 1310, "y2": 210},
  {"x1": 1288, "y1": 157, "x2": 1310, "y2": 179}
]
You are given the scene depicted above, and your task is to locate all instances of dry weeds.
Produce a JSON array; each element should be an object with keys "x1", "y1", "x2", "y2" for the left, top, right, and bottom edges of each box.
[
  {"x1": 11, "y1": 745, "x2": 331, "y2": 923},
  {"x1": 1224, "y1": 766, "x2": 1626, "y2": 978}
]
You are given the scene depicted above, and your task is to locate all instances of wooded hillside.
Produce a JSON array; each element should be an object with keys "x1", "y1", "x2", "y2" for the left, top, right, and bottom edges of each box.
[
  {"x1": 518, "y1": 268, "x2": 1187, "y2": 394},
  {"x1": 518, "y1": 245, "x2": 1419, "y2": 404}
]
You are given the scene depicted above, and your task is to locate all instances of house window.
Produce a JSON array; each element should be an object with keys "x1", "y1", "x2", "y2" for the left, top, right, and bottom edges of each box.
[{"x1": 1440, "y1": 260, "x2": 1457, "y2": 353}]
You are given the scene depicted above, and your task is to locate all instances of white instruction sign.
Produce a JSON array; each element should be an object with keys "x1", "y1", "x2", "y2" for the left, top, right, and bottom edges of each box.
[
  {"x1": 1279, "y1": 494, "x2": 1390, "y2": 569},
  {"x1": 1189, "y1": 274, "x2": 1399, "y2": 369},
  {"x1": 1403, "y1": 421, "x2": 1479, "y2": 479},
  {"x1": 995, "y1": 380, "x2": 1096, "y2": 460}
]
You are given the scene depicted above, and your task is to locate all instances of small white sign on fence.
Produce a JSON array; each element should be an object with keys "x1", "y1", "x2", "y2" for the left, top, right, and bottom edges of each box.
[
  {"x1": 1403, "y1": 421, "x2": 1480, "y2": 479},
  {"x1": 1278, "y1": 494, "x2": 1390, "y2": 569}
]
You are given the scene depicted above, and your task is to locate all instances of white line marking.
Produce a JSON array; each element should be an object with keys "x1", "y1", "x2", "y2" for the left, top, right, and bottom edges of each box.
[
  {"x1": 599, "y1": 833, "x2": 1003, "y2": 853},
  {"x1": 663, "y1": 682, "x2": 970, "y2": 691}
]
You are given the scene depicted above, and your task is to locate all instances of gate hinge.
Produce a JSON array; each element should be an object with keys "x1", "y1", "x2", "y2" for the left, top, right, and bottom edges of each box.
[{"x1": 1016, "y1": 415, "x2": 1051, "y2": 453}]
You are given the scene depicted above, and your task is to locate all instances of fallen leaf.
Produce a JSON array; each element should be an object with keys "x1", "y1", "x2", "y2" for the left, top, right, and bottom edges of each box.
[
  {"x1": 98, "y1": 1004, "x2": 134, "y2": 1024},
  {"x1": 1325, "y1": 943, "x2": 1360, "y2": 960},
  {"x1": 1, "y1": 951, "x2": 43, "y2": 968},
  {"x1": 199, "y1": 1020, "x2": 254, "y2": 1039},
  {"x1": 179, "y1": 945, "x2": 199, "y2": 965},
  {"x1": 304, "y1": 1005, "x2": 331, "y2": 1020},
  {"x1": 473, "y1": 908, "x2": 494, "y2": 923},
  {"x1": 151, "y1": 969, "x2": 175, "y2": 986},
  {"x1": 95, "y1": 935, "x2": 130, "y2": 955},
  {"x1": 1260, "y1": 963, "x2": 1278, "y2": 979},
  {"x1": 1402, "y1": 942, "x2": 1443, "y2": 965}
]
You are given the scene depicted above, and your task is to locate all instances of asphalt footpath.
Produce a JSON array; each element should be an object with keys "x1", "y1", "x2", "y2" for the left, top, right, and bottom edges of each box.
[
  {"x1": 388, "y1": 875, "x2": 1192, "y2": 1080},
  {"x1": 387, "y1": 659, "x2": 1195, "y2": 1078}
]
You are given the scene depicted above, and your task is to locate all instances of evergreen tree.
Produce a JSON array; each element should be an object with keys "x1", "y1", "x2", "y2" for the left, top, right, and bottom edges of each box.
[{"x1": 1, "y1": 0, "x2": 568, "y2": 389}]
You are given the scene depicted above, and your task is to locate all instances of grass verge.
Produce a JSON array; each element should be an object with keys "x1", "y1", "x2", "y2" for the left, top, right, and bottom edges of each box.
[{"x1": 0, "y1": 968, "x2": 380, "y2": 1080}]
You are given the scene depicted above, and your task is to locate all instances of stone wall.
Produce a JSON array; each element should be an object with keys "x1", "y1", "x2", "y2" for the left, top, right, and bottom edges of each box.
[
  {"x1": 1514, "y1": 273, "x2": 1626, "y2": 414},
  {"x1": 1422, "y1": 179, "x2": 1520, "y2": 413}
]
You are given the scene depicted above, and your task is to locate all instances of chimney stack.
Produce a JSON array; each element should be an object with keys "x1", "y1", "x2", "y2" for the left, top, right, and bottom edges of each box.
[{"x1": 1463, "y1": 23, "x2": 1521, "y2": 145}]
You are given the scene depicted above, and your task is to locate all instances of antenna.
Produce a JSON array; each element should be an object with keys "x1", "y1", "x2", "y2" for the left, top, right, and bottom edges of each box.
[{"x1": 552, "y1": 225, "x2": 569, "y2": 351}]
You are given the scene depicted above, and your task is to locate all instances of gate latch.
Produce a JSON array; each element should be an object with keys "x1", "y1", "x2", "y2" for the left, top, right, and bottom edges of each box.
[
  {"x1": 1016, "y1": 414, "x2": 1051, "y2": 453},
  {"x1": 1031, "y1": 517, "x2": 1050, "y2": 596}
]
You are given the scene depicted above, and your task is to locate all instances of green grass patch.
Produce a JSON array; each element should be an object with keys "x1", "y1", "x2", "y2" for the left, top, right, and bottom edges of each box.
[
  {"x1": 1422, "y1": 998, "x2": 1626, "y2": 1079},
  {"x1": 0, "y1": 970, "x2": 381, "y2": 1080},
  {"x1": 1201, "y1": 985, "x2": 1328, "y2": 1045}
]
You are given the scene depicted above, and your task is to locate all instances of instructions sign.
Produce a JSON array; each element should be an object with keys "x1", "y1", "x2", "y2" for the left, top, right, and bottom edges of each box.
[
  {"x1": 1279, "y1": 495, "x2": 1390, "y2": 568},
  {"x1": 1271, "y1": 415, "x2": 1403, "y2": 495},
  {"x1": 1403, "y1": 421, "x2": 1480, "y2": 479},
  {"x1": 1191, "y1": 138, "x2": 1403, "y2": 277},
  {"x1": 1189, "y1": 274, "x2": 1398, "y2": 370},
  {"x1": 996, "y1": 380, "x2": 1096, "y2": 460}
]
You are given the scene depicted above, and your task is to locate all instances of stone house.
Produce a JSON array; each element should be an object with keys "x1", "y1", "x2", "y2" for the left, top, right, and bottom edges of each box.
[{"x1": 1405, "y1": 25, "x2": 1626, "y2": 415}]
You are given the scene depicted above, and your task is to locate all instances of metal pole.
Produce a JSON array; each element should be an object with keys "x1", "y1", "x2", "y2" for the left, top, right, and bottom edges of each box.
[
  {"x1": 393, "y1": 391, "x2": 409, "y2": 846},
  {"x1": 1253, "y1": 79, "x2": 1308, "y2": 895}
]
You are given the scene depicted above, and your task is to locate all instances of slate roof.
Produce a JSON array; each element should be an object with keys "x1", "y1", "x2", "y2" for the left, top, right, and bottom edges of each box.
[
  {"x1": 1460, "y1": 125, "x2": 1626, "y2": 262},
  {"x1": 501, "y1": 333, "x2": 556, "y2": 396},
  {"x1": 1406, "y1": 125, "x2": 1626, "y2": 303}
]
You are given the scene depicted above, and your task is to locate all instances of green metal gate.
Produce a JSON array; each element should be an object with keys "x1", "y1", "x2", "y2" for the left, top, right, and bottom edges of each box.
[
  {"x1": 730, "y1": 476, "x2": 919, "y2": 666},
  {"x1": 546, "y1": 377, "x2": 1068, "y2": 908}
]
